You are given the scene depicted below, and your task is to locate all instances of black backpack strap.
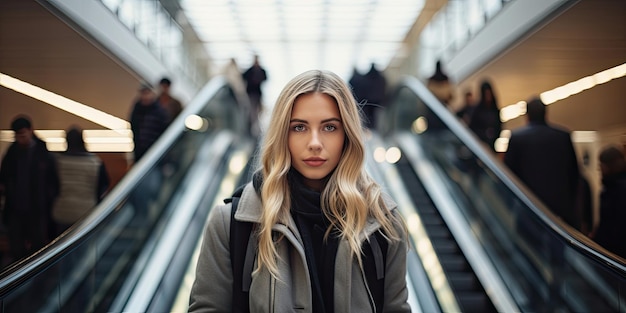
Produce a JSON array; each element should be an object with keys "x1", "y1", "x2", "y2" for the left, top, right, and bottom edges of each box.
[
  {"x1": 369, "y1": 233, "x2": 385, "y2": 280},
  {"x1": 242, "y1": 226, "x2": 257, "y2": 292},
  {"x1": 364, "y1": 231, "x2": 389, "y2": 312},
  {"x1": 227, "y1": 185, "x2": 254, "y2": 313}
]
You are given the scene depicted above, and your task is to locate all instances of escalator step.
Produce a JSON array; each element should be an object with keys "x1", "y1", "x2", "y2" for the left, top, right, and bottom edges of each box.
[
  {"x1": 431, "y1": 240, "x2": 460, "y2": 254},
  {"x1": 456, "y1": 292, "x2": 494, "y2": 313},
  {"x1": 414, "y1": 199, "x2": 439, "y2": 214},
  {"x1": 426, "y1": 227, "x2": 452, "y2": 239},
  {"x1": 439, "y1": 257, "x2": 470, "y2": 271},
  {"x1": 420, "y1": 215, "x2": 444, "y2": 227},
  {"x1": 449, "y1": 273, "x2": 480, "y2": 291}
]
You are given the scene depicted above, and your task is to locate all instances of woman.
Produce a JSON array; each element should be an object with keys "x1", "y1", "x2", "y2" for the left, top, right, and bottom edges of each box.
[{"x1": 189, "y1": 70, "x2": 410, "y2": 312}]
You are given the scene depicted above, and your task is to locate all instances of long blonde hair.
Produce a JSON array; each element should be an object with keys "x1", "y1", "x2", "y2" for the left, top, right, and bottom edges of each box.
[{"x1": 257, "y1": 69, "x2": 400, "y2": 277}]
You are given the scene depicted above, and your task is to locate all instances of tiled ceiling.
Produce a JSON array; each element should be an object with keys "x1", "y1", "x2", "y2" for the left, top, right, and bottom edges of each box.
[{"x1": 180, "y1": 0, "x2": 425, "y2": 102}]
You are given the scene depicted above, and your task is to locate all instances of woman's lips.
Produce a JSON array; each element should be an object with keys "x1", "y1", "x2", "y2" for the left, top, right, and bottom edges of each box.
[{"x1": 304, "y1": 158, "x2": 326, "y2": 167}]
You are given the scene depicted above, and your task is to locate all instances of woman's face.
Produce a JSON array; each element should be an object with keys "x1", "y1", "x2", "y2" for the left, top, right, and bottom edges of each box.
[{"x1": 288, "y1": 92, "x2": 345, "y2": 190}]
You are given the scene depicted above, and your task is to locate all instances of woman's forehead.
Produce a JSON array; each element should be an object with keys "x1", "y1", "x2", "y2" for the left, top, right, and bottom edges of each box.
[{"x1": 290, "y1": 93, "x2": 340, "y2": 120}]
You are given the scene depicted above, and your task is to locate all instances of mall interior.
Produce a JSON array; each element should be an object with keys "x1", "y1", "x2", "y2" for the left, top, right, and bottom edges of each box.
[{"x1": 0, "y1": 0, "x2": 625, "y2": 311}]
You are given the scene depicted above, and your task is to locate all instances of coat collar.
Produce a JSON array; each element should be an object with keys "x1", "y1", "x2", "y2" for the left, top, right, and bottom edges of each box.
[{"x1": 234, "y1": 181, "x2": 398, "y2": 240}]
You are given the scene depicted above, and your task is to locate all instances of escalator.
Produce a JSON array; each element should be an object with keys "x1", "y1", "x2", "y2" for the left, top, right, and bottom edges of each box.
[
  {"x1": 0, "y1": 76, "x2": 256, "y2": 312},
  {"x1": 2, "y1": 72, "x2": 624, "y2": 313},
  {"x1": 394, "y1": 153, "x2": 497, "y2": 312},
  {"x1": 374, "y1": 76, "x2": 626, "y2": 312}
]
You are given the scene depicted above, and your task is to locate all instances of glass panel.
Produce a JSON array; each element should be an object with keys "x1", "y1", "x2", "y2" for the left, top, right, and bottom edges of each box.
[
  {"x1": 98, "y1": 0, "x2": 206, "y2": 88},
  {"x1": 483, "y1": 0, "x2": 503, "y2": 19},
  {"x1": 386, "y1": 83, "x2": 626, "y2": 312},
  {"x1": 0, "y1": 84, "x2": 241, "y2": 311},
  {"x1": 117, "y1": 0, "x2": 136, "y2": 30},
  {"x1": 417, "y1": 0, "x2": 513, "y2": 80},
  {"x1": 101, "y1": 0, "x2": 123, "y2": 13}
]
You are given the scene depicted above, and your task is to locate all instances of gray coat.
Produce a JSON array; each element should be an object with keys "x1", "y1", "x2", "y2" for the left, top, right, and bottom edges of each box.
[{"x1": 189, "y1": 182, "x2": 411, "y2": 312}]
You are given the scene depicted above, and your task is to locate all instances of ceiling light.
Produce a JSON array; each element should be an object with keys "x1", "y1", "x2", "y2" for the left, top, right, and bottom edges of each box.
[
  {"x1": 500, "y1": 62, "x2": 626, "y2": 122},
  {"x1": 0, "y1": 72, "x2": 130, "y2": 130}
]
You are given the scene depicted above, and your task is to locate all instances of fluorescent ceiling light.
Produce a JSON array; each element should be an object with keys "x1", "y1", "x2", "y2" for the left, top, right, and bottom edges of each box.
[
  {"x1": 0, "y1": 72, "x2": 130, "y2": 130},
  {"x1": 0, "y1": 129, "x2": 133, "y2": 152},
  {"x1": 501, "y1": 62, "x2": 626, "y2": 122}
]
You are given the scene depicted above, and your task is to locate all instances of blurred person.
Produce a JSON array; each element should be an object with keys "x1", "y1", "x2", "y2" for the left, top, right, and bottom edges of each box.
[
  {"x1": 577, "y1": 171, "x2": 593, "y2": 236},
  {"x1": 456, "y1": 89, "x2": 475, "y2": 125},
  {"x1": 242, "y1": 55, "x2": 267, "y2": 136},
  {"x1": 468, "y1": 79, "x2": 501, "y2": 151},
  {"x1": 361, "y1": 63, "x2": 387, "y2": 129},
  {"x1": 129, "y1": 83, "x2": 169, "y2": 163},
  {"x1": 349, "y1": 67, "x2": 365, "y2": 103},
  {"x1": 427, "y1": 60, "x2": 454, "y2": 106},
  {"x1": 189, "y1": 70, "x2": 410, "y2": 312},
  {"x1": 52, "y1": 126, "x2": 109, "y2": 236},
  {"x1": 349, "y1": 67, "x2": 372, "y2": 127},
  {"x1": 591, "y1": 145, "x2": 626, "y2": 258},
  {"x1": 424, "y1": 60, "x2": 454, "y2": 133},
  {"x1": 0, "y1": 115, "x2": 59, "y2": 263},
  {"x1": 128, "y1": 84, "x2": 168, "y2": 220},
  {"x1": 223, "y1": 58, "x2": 254, "y2": 137},
  {"x1": 223, "y1": 58, "x2": 247, "y2": 105},
  {"x1": 156, "y1": 77, "x2": 183, "y2": 124},
  {"x1": 504, "y1": 97, "x2": 581, "y2": 230},
  {"x1": 350, "y1": 64, "x2": 388, "y2": 129}
]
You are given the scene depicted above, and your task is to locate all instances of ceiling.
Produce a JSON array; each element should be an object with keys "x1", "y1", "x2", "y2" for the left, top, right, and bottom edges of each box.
[
  {"x1": 0, "y1": 0, "x2": 625, "y2": 151},
  {"x1": 179, "y1": 0, "x2": 427, "y2": 104},
  {"x1": 0, "y1": 0, "x2": 142, "y2": 132}
]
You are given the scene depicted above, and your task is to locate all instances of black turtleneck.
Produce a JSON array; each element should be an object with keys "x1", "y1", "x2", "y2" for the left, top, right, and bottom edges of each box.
[{"x1": 288, "y1": 170, "x2": 338, "y2": 313}]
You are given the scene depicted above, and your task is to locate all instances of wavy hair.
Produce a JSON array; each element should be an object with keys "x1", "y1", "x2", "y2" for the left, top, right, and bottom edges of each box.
[{"x1": 257, "y1": 69, "x2": 401, "y2": 277}]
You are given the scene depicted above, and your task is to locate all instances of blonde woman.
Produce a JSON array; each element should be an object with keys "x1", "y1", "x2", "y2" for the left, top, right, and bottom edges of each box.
[{"x1": 189, "y1": 70, "x2": 410, "y2": 312}]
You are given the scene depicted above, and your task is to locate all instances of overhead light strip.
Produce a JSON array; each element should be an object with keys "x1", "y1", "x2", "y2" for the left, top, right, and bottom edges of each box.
[
  {"x1": 500, "y1": 62, "x2": 626, "y2": 123},
  {"x1": 0, "y1": 72, "x2": 130, "y2": 130},
  {"x1": 0, "y1": 129, "x2": 133, "y2": 152}
]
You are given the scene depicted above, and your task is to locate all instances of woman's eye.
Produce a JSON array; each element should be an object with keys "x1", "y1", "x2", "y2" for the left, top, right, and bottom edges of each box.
[
  {"x1": 324, "y1": 124, "x2": 337, "y2": 131},
  {"x1": 293, "y1": 124, "x2": 306, "y2": 132}
]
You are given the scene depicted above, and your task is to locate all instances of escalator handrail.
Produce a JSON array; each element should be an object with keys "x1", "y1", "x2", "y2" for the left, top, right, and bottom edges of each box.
[
  {"x1": 116, "y1": 131, "x2": 236, "y2": 312},
  {"x1": 0, "y1": 76, "x2": 230, "y2": 293},
  {"x1": 395, "y1": 75, "x2": 626, "y2": 274}
]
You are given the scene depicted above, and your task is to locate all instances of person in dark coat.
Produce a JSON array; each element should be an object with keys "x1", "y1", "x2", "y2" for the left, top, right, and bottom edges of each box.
[
  {"x1": 504, "y1": 97, "x2": 581, "y2": 230},
  {"x1": 361, "y1": 63, "x2": 387, "y2": 129},
  {"x1": 456, "y1": 89, "x2": 475, "y2": 125},
  {"x1": 242, "y1": 55, "x2": 267, "y2": 136},
  {"x1": 468, "y1": 79, "x2": 501, "y2": 151},
  {"x1": 156, "y1": 77, "x2": 183, "y2": 124},
  {"x1": 0, "y1": 115, "x2": 60, "y2": 263},
  {"x1": 348, "y1": 67, "x2": 364, "y2": 101},
  {"x1": 427, "y1": 60, "x2": 454, "y2": 106},
  {"x1": 577, "y1": 172, "x2": 593, "y2": 236},
  {"x1": 129, "y1": 83, "x2": 169, "y2": 163},
  {"x1": 349, "y1": 64, "x2": 386, "y2": 129},
  {"x1": 592, "y1": 146, "x2": 626, "y2": 259}
]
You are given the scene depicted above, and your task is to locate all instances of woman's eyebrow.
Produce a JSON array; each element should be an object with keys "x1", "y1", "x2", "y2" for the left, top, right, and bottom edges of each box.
[
  {"x1": 321, "y1": 117, "x2": 342, "y2": 123},
  {"x1": 289, "y1": 117, "x2": 342, "y2": 123},
  {"x1": 290, "y1": 118, "x2": 308, "y2": 123}
]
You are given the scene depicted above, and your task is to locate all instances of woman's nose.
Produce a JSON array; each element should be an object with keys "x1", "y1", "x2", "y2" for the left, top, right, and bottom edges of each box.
[{"x1": 308, "y1": 131, "x2": 322, "y2": 150}]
